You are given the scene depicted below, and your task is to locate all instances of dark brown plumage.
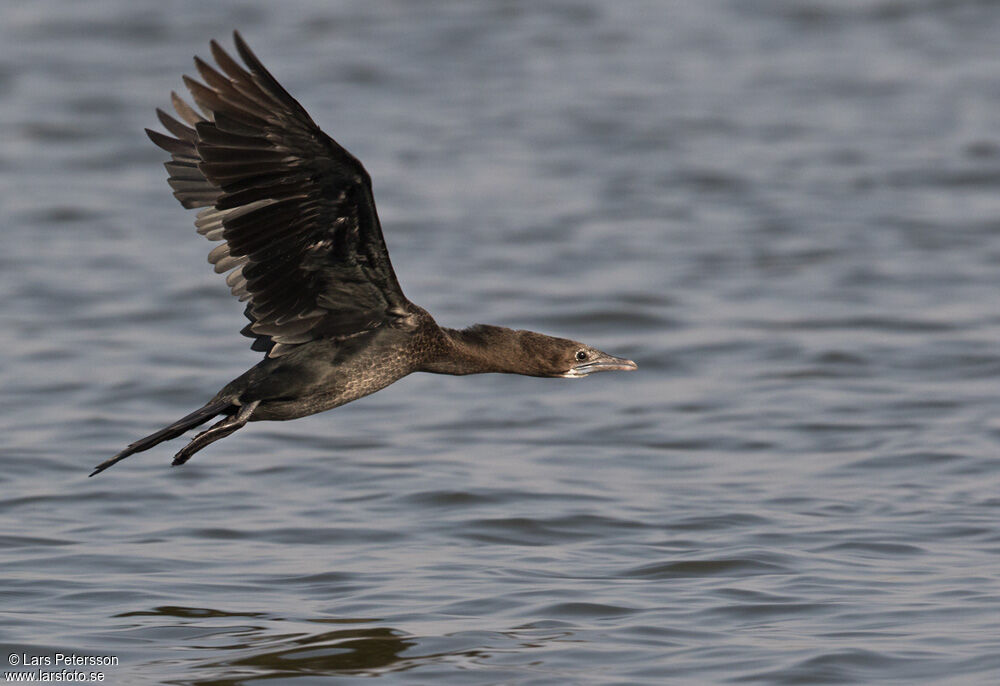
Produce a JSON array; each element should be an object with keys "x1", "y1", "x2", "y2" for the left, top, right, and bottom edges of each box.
[{"x1": 90, "y1": 32, "x2": 636, "y2": 477}]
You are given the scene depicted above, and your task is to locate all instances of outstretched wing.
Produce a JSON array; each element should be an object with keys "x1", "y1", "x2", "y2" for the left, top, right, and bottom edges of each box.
[{"x1": 146, "y1": 31, "x2": 410, "y2": 357}]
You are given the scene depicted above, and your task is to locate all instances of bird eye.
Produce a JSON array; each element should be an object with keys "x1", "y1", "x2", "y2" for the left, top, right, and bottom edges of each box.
[{"x1": 575, "y1": 350, "x2": 588, "y2": 362}]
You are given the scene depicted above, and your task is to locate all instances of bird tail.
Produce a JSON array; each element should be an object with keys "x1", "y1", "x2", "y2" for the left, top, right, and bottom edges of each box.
[{"x1": 89, "y1": 400, "x2": 232, "y2": 476}]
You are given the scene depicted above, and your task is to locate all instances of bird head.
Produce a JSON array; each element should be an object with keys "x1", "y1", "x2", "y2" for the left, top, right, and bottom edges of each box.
[{"x1": 513, "y1": 330, "x2": 638, "y2": 378}]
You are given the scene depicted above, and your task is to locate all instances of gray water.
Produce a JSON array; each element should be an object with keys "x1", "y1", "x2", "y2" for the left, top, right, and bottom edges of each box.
[{"x1": 3, "y1": 1, "x2": 1000, "y2": 683}]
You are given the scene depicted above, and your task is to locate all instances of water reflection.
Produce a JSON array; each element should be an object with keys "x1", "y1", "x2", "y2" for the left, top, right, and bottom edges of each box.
[
  {"x1": 197, "y1": 626, "x2": 413, "y2": 683},
  {"x1": 118, "y1": 607, "x2": 414, "y2": 683}
]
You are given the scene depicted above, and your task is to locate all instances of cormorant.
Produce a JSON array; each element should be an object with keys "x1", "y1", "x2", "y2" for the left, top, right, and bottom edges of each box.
[{"x1": 90, "y1": 32, "x2": 636, "y2": 477}]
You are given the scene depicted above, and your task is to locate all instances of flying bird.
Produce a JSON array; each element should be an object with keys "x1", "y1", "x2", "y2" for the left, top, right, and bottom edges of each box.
[{"x1": 91, "y1": 32, "x2": 636, "y2": 476}]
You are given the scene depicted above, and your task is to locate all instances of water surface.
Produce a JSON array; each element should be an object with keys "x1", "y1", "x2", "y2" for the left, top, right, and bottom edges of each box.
[{"x1": 3, "y1": 1, "x2": 1000, "y2": 683}]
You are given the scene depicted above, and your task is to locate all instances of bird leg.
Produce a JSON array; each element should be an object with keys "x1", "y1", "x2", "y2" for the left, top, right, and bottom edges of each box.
[{"x1": 172, "y1": 400, "x2": 260, "y2": 466}]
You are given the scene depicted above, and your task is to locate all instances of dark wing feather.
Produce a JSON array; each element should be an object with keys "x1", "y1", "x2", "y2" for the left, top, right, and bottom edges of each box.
[{"x1": 146, "y1": 31, "x2": 410, "y2": 357}]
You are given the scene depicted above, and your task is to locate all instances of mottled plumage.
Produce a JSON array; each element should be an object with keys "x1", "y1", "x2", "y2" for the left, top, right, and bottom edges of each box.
[{"x1": 91, "y1": 33, "x2": 635, "y2": 476}]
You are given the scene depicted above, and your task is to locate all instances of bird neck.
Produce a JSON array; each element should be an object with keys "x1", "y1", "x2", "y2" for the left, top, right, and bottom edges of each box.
[{"x1": 423, "y1": 325, "x2": 528, "y2": 375}]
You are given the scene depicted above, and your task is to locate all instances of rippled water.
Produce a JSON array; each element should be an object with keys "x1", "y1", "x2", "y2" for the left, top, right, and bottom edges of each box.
[{"x1": 3, "y1": 1, "x2": 1000, "y2": 683}]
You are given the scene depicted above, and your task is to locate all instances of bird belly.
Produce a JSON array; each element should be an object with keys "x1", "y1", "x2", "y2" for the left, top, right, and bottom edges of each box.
[{"x1": 245, "y1": 352, "x2": 415, "y2": 422}]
